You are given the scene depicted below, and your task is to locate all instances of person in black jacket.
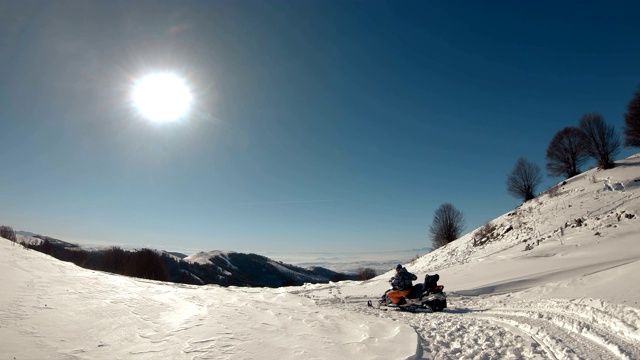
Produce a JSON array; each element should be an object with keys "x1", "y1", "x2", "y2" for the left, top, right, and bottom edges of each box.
[
  {"x1": 382, "y1": 264, "x2": 418, "y2": 305},
  {"x1": 390, "y1": 264, "x2": 417, "y2": 290}
]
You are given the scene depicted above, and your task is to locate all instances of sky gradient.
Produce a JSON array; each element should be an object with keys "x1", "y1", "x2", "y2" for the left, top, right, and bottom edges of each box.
[{"x1": 1, "y1": 1, "x2": 639, "y2": 255}]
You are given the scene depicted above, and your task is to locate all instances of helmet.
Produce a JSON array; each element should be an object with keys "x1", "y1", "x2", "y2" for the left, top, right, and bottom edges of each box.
[{"x1": 395, "y1": 264, "x2": 402, "y2": 271}]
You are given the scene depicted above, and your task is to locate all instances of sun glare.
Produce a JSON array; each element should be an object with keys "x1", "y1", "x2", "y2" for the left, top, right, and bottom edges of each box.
[{"x1": 132, "y1": 73, "x2": 193, "y2": 122}]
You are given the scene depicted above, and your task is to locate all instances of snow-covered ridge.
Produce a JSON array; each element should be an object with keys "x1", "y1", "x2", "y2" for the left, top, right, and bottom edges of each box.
[
  {"x1": 11, "y1": 236, "x2": 353, "y2": 288},
  {"x1": 183, "y1": 249, "x2": 352, "y2": 286},
  {"x1": 186, "y1": 250, "x2": 236, "y2": 265},
  {"x1": 408, "y1": 154, "x2": 640, "y2": 276}
]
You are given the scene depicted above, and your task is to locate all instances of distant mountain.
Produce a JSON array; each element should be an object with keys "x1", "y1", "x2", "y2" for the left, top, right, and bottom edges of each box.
[
  {"x1": 33, "y1": 235, "x2": 79, "y2": 248},
  {"x1": 166, "y1": 251, "x2": 188, "y2": 259},
  {"x1": 15, "y1": 233, "x2": 78, "y2": 248},
  {"x1": 183, "y1": 251, "x2": 352, "y2": 287},
  {"x1": 15, "y1": 231, "x2": 40, "y2": 237},
  {"x1": 17, "y1": 237, "x2": 353, "y2": 288}
]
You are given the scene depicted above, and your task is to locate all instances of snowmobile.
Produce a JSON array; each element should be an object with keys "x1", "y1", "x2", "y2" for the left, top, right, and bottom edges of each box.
[{"x1": 368, "y1": 274, "x2": 447, "y2": 313}]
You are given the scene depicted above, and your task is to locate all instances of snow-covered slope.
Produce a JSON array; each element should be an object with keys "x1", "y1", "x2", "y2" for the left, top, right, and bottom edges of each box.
[
  {"x1": 0, "y1": 240, "x2": 416, "y2": 359},
  {"x1": 408, "y1": 153, "x2": 640, "y2": 305},
  {"x1": 297, "y1": 154, "x2": 640, "y2": 359},
  {"x1": 1, "y1": 154, "x2": 639, "y2": 359}
]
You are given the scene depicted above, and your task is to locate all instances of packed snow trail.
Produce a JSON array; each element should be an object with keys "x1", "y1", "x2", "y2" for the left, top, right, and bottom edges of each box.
[{"x1": 295, "y1": 282, "x2": 640, "y2": 360}]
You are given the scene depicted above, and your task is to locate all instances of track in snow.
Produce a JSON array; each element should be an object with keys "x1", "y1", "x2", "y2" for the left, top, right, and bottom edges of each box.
[{"x1": 305, "y1": 287, "x2": 640, "y2": 359}]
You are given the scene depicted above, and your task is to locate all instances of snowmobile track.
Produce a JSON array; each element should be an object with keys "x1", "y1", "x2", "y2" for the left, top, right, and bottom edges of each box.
[
  {"x1": 468, "y1": 312, "x2": 616, "y2": 359},
  {"x1": 317, "y1": 293, "x2": 640, "y2": 359},
  {"x1": 454, "y1": 297, "x2": 640, "y2": 360},
  {"x1": 475, "y1": 310, "x2": 637, "y2": 359}
]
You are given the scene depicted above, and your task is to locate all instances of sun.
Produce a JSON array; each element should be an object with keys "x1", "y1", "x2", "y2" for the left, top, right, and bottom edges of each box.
[{"x1": 132, "y1": 73, "x2": 193, "y2": 122}]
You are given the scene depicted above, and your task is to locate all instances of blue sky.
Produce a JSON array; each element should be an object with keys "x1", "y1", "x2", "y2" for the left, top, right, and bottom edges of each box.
[{"x1": 1, "y1": 1, "x2": 639, "y2": 255}]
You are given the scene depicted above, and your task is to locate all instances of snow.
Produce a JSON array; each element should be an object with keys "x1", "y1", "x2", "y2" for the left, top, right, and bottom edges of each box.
[
  {"x1": 186, "y1": 250, "x2": 237, "y2": 275},
  {"x1": 186, "y1": 250, "x2": 236, "y2": 267},
  {"x1": 0, "y1": 241, "x2": 417, "y2": 359},
  {"x1": 1, "y1": 154, "x2": 640, "y2": 359}
]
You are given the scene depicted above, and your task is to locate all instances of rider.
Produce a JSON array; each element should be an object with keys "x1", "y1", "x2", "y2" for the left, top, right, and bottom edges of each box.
[
  {"x1": 385, "y1": 264, "x2": 418, "y2": 305},
  {"x1": 390, "y1": 264, "x2": 417, "y2": 291}
]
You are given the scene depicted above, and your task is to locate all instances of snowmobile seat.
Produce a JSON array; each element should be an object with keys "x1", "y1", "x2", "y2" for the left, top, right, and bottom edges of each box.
[
  {"x1": 410, "y1": 283, "x2": 423, "y2": 298},
  {"x1": 424, "y1": 274, "x2": 440, "y2": 292}
]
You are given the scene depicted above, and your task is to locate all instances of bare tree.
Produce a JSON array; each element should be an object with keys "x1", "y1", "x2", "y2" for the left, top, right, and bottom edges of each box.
[
  {"x1": 545, "y1": 127, "x2": 589, "y2": 178},
  {"x1": 624, "y1": 87, "x2": 640, "y2": 148},
  {"x1": 578, "y1": 113, "x2": 620, "y2": 169},
  {"x1": 0, "y1": 225, "x2": 17, "y2": 242},
  {"x1": 429, "y1": 203, "x2": 466, "y2": 249},
  {"x1": 506, "y1": 157, "x2": 543, "y2": 202}
]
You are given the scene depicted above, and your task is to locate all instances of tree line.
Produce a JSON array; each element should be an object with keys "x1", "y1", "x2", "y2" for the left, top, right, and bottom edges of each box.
[{"x1": 429, "y1": 85, "x2": 640, "y2": 249}]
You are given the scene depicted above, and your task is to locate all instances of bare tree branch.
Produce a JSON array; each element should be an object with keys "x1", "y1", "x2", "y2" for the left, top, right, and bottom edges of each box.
[
  {"x1": 506, "y1": 157, "x2": 543, "y2": 202},
  {"x1": 0, "y1": 225, "x2": 17, "y2": 242},
  {"x1": 545, "y1": 126, "x2": 589, "y2": 178},
  {"x1": 429, "y1": 203, "x2": 465, "y2": 249},
  {"x1": 578, "y1": 113, "x2": 620, "y2": 169}
]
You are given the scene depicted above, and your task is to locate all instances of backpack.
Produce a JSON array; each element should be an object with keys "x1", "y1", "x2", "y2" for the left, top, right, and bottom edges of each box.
[{"x1": 424, "y1": 274, "x2": 440, "y2": 292}]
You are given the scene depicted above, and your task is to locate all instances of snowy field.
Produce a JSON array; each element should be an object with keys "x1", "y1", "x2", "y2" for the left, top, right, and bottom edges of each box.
[{"x1": 1, "y1": 154, "x2": 640, "y2": 359}]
